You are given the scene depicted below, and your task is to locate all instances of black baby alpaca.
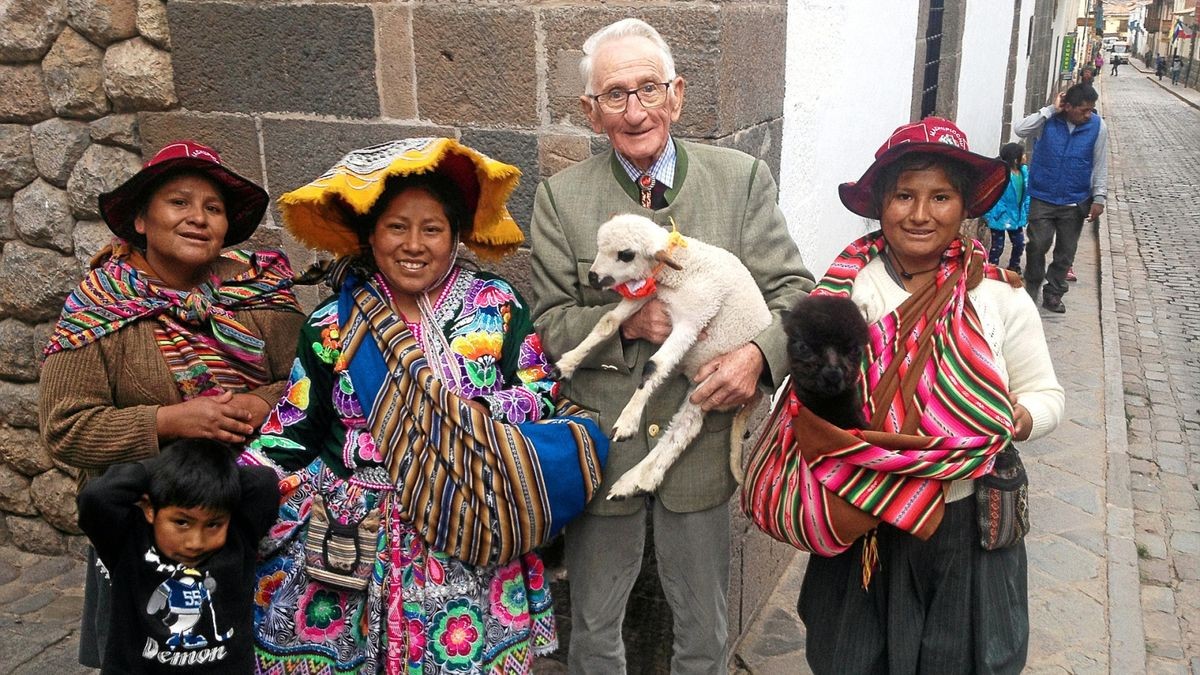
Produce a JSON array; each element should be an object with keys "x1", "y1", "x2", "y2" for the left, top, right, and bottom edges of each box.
[{"x1": 784, "y1": 294, "x2": 870, "y2": 430}]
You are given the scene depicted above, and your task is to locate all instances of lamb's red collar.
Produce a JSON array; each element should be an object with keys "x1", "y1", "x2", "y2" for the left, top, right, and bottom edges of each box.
[
  {"x1": 611, "y1": 220, "x2": 687, "y2": 301},
  {"x1": 614, "y1": 277, "x2": 657, "y2": 299}
]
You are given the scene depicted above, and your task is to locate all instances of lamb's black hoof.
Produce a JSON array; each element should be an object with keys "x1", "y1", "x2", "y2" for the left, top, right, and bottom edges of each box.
[
  {"x1": 547, "y1": 364, "x2": 563, "y2": 381},
  {"x1": 606, "y1": 487, "x2": 648, "y2": 502},
  {"x1": 609, "y1": 429, "x2": 632, "y2": 442}
]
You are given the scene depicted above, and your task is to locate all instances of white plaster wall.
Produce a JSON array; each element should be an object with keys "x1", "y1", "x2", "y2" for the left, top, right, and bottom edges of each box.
[
  {"x1": 955, "y1": 0, "x2": 1018, "y2": 156},
  {"x1": 779, "y1": 0, "x2": 920, "y2": 276},
  {"x1": 1010, "y1": 0, "x2": 1037, "y2": 126}
]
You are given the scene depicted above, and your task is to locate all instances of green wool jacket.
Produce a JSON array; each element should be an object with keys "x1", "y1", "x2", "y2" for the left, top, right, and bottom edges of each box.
[{"x1": 530, "y1": 139, "x2": 814, "y2": 516}]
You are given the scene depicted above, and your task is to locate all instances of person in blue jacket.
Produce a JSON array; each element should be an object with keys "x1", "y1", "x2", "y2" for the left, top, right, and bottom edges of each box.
[{"x1": 983, "y1": 143, "x2": 1030, "y2": 273}]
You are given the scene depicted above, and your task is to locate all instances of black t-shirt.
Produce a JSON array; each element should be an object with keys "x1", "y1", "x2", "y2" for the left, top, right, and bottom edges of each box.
[{"x1": 77, "y1": 462, "x2": 279, "y2": 674}]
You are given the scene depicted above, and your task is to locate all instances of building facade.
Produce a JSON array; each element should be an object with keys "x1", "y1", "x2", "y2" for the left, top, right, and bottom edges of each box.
[{"x1": 778, "y1": 0, "x2": 1075, "y2": 273}]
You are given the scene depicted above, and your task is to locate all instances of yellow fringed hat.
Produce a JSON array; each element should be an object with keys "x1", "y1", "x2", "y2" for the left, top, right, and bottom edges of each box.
[{"x1": 278, "y1": 138, "x2": 524, "y2": 261}]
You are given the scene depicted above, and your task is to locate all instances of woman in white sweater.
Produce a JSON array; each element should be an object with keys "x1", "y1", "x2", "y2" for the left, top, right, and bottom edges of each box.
[{"x1": 794, "y1": 117, "x2": 1064, "y2": 674}]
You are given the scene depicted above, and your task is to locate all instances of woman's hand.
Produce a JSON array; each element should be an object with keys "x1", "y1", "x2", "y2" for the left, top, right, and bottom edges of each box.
[
  {"x1": 1012, "y1": 403, "x2": 1033, "y2": 441},
  {"x1": 156, "y1": 390, "x2": 257, "y2": 444},
  {"x1": 229, "y1": 392, "x2": 272, "y2": 427}
]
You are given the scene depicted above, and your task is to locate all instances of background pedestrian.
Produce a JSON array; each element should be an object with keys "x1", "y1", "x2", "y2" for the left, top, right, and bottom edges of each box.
[
  {"x1": 984, "y1": 142, "x2": 1030, "y2": 273},
  {"x1": 1014, "y1": 84, "x2": 1108, "y2": 314}
]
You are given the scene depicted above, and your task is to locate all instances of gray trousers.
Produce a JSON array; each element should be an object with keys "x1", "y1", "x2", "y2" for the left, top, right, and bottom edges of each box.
[
  {"x1": 564, "y1": 499, "x2": 731, "y2": 675},
  {"x1": 1024, "y1": 197, "x2": 1090, "y2": 299}
]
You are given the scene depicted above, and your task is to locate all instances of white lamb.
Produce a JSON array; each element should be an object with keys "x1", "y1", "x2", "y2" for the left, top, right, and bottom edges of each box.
[{"x1": 554, "y1": 213, "x2": 772, "y2": 500}]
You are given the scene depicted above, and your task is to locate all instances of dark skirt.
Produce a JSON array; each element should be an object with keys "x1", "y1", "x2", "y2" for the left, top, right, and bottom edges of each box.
[
  {"x1": 797, "y1": 497, "x2": 1027, "y2": 675},
  {"x1": 78, "y1": 546, "x2": 111, "y2": 668}
]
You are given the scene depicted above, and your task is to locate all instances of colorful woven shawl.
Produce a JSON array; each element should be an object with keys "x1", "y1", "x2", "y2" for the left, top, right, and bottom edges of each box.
[
  {"x1": 742, "y1": 233, "x2": 1021, "y2": 558},
  {"x1": 337, "y1": 278, "x2": 608, "y2": 567},
  {"x1": 45, "y1": 245, "x2": 300, "y2": 399}
]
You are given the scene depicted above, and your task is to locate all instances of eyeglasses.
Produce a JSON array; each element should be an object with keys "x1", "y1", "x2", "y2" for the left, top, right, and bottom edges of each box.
[{"x1": 589, "y1": 82, "x2": 672, "y2": 114}]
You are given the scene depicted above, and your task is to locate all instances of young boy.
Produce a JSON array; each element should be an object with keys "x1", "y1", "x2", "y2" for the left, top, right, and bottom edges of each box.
[{"x1": 77, "y1": 439, "x2": 279, "y2": 673}]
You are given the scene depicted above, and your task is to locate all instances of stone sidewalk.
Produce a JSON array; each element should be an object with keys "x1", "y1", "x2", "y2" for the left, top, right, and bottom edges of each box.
[{"x1": 0, "y1": 546, "x2": 89, "y2": 673}]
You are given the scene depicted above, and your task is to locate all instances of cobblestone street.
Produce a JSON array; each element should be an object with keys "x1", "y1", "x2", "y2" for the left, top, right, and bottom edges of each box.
[{"x1": 1103, "y1": 65, "x2": 1200, "y2": 673}]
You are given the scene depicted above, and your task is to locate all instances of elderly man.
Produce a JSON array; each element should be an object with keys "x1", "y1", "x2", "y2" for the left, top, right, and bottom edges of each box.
[
  {"x1": 1015, "y1": 83, "x2": 1107, "y2": 313},
  {"x1": 530, "y1": 17, "x2": 813, "y2": 673}
]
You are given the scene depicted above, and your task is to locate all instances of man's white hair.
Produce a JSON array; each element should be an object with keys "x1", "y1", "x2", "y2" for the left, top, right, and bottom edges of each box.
[{"x1": 579, "y1": 18, "x2": 677, "y2": 95}]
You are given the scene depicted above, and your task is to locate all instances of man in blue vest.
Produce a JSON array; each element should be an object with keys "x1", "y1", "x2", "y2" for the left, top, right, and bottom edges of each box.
[{"x1": 1014, "y1": 83, "x2": 1108, "y2": 313}]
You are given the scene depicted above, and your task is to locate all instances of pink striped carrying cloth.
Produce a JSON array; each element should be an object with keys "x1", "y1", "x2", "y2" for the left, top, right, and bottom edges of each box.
[
  {"x1": 742, "y1": 233, "x2": 1024, "y2": 558},
  {"x1": 45, "y1": 244, "x2": 301, "y2": 399}
]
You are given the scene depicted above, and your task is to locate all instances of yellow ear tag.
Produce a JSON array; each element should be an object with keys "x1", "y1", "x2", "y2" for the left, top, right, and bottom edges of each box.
[{"x1": 666, "y1": 217, "x2": 687, "y2": 249}]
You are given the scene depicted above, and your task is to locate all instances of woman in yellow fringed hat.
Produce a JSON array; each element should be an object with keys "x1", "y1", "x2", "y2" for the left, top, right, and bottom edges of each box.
[{"x1": 240, "y1": 138, "x2": 608, "y2": 673}]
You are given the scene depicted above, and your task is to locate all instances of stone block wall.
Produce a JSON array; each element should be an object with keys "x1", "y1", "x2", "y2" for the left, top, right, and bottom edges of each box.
[
  {"x1": 0, "y1": 0, "x2": 174, "y2": 558},
  {"x1": 0, "y1": 0, "x2": 796, "y2": 662}
]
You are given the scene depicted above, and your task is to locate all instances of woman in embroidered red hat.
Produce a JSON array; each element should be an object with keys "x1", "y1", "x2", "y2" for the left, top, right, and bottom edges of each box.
[
  {"x1": 746, "y1": 118, "x2": 1064, "y2": 673},
  {"x1": 238, "y1": 138, "x2": 607, "y2": 674},
  {"x1": 37, "y1": 140, "x2": 305, "y2": 667}
]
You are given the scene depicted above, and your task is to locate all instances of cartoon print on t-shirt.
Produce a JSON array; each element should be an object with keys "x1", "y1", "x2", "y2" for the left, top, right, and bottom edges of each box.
[{"x1": 144, "y1": 549, "x2": 233, "y2": 650}]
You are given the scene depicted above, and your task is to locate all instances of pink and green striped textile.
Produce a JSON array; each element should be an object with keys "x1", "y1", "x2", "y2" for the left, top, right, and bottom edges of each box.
[
  {"x1": 45, "y1": 245, "x2": 300, "y2": 399},
  {"x1": 742, "y1": 233, "x2": 1017, "y2": 556}
]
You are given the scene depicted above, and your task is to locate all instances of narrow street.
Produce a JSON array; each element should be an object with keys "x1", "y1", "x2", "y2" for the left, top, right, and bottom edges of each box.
[{"x1": 1102, "y1": 64, "x2": 1200, "y2": 672}]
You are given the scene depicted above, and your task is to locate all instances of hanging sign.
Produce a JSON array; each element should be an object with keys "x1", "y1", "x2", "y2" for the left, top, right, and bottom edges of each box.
[{"x1": 1061, "y1": 34, "x2": 1077, "y2": 76}]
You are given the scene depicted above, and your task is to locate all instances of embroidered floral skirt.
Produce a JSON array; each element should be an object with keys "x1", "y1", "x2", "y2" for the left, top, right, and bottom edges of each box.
[{"x1": 252, "y1": 460, "x2": 557, "y2": 674}]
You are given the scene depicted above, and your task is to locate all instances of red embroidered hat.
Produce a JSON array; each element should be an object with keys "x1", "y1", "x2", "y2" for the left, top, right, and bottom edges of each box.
[
  {"x1": 837, "y1": 117, "x2": 1009, "y2": 220},
  {"x1": 98, "y1": 140, "x2": 269, "y2": 248}
]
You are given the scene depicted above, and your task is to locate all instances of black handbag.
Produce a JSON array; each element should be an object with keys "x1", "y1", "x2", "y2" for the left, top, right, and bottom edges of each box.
[{"x1": 975, "y1": 444, "x2": 1030, "y2": 550}]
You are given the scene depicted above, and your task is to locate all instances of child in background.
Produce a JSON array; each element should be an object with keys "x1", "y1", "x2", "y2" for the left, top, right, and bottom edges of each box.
[
  {"x1": 76, "y1": 439, "x2": 279, "y2": 673},
  {"x1": 984, "y1": 142, "x2": 1031, "y2": 273}
]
